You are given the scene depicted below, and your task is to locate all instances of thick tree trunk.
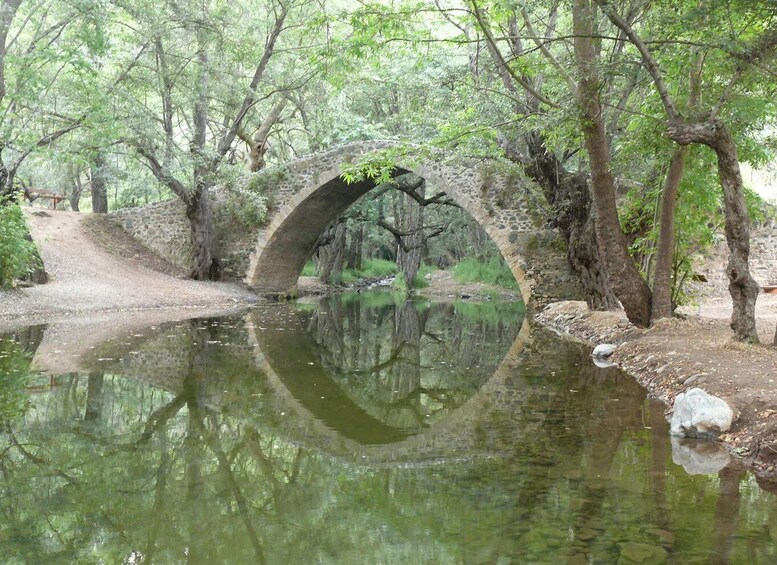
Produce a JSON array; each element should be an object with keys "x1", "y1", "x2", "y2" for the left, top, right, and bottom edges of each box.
[
  {"x1": 714, "y1": 130, "x2": 759, "y2": 342},
  {"x1": 187, "y1": 185, "x2": 220, "y2": 280},
  {"x1": 651, "y1": 146, "x2": 688, "y2": 321},
  {"x1": 317, "y1": 221, "x2": 347, "y2": 284},
  {"x1": 389, "y1": 300, "x2": 424, "y2": 401},
  {"x1": 524, "y1": 132, "x2": 619, "y2": 310},
  {"x1": 573, "y1": 0, "x2": 652, "y2": 326},
  {"x1": 91, "y1": 154, "x2": 108, "y2": 213},
  {"x1": 346, "y1": 223, "x2": 363, "y2": 270},
  {"x1": 669, "y1": 119, "x2": 759, "y2": 341},
  {"x1": 395, "y1": 190, "x2": 425, "y2": 286}
]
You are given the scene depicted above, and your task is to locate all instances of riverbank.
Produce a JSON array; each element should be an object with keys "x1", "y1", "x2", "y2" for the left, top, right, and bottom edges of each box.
[
  {"x1": 296, "y1": 269, "x2": 522, "y2": 301},
  {"x1": 536, "y1": 300, "x2": 777, "y2": 482},
  {"x1": 0, "y1": 210, "x2": 259, "y2": 332}
]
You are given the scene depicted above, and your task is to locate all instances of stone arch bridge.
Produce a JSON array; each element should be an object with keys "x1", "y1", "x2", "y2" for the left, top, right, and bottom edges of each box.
[
  {"x1": 113, "y1": 141, "x2": 584, "y2": 306},
  {"x1": 245, "y1": 141, "x2": 582, "y2": 305}
]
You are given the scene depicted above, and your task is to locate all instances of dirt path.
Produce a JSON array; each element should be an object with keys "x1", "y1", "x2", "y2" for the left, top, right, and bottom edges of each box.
[{"x1": 0, "y1": 209, "x2": 258, "y2": 330}]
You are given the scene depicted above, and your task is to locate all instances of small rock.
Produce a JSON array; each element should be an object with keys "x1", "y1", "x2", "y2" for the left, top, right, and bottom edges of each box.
[
  {"x1": 682, "y1": 374, "x2": 703, "y2": 386},
  {"x1": 592, "y1": 343, "x2": 616, "y2": 358},
  {"x1": 670, "y1": 388, "x2": 734, "y2": 438}
]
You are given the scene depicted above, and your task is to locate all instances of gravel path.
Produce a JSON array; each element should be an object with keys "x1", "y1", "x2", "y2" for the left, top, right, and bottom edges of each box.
[{"x1": 0, "y1": 209, "x2": 259, "y2": 330}]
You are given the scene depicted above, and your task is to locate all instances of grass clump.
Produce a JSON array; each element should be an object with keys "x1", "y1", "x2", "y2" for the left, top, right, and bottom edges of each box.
[
  {"x1": 301, "y1": 260, "x2": 317, "y2": 277},
  {"x1": 340, "y1": 258, "x2": 398, "y2": 284},
  {"x1": 0, "y1": 203, "x2": 39, "y2": 288},
  {"x1": 390, "y1": 272, "x2": 408, "y2": 292},
  {"x1": 411, "y1": 263, "x2": 437, "y2": 288},
  {"x1": 452, "y1": 257, "x2": 518, "y2": 289}
]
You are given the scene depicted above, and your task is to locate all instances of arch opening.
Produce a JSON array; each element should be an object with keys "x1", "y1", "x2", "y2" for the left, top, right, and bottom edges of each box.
[{"x1": 244, "y1": 143, "x2": 581, "y2": 305}]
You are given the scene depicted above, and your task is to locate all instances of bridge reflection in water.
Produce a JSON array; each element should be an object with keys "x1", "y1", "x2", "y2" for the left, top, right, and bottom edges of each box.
[{"x1": 1, "y1": 292, "x2": 775, "y2": 564}]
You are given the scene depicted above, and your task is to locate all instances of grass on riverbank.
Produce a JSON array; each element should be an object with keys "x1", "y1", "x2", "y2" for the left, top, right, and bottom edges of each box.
[
  {"x1": 301, "y1": 259, "x2": 435, "y2": 288},
  {"x1": 451, "y1": 257, "x2": 518, "y2": 290}
]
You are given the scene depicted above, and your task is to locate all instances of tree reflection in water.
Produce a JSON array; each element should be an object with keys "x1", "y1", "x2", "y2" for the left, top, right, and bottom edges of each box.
[{"x1": 0, "y1": 293, "x2": 774, "y2": 564}]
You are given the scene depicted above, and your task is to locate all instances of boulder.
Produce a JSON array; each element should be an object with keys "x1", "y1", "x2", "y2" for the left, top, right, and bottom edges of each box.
[
  {"x1": 670, "y1": 436, "x2": 731, "y2": 474},
  {"x1": 592, "y1": 343, "x2": 616, "y2": 358},
  {"x1": 670, "y1": 388, "x2": 734, "y2": 438}
]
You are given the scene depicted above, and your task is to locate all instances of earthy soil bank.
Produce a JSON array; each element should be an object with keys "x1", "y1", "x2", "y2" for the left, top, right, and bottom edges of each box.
[
  {"x1": 0, "y1": 210, "x2": 259, "y2": 332},
  {"x1": 536, "y1": 300, "x2": 777, "y2": 482}
]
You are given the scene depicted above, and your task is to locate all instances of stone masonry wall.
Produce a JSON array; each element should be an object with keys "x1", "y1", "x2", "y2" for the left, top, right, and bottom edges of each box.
[
  {"x1": 696, "y1": 222, "x2": 777, "y2": 297},
  {"x1": 110, "y1": 188, "x2": 260, "y2": 280},
  {"x1": 108, "y1": 142, "x2": 587, "y2": 304}
]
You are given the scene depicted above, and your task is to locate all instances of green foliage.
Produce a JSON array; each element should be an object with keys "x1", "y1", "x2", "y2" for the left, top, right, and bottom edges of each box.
[
  {"x1": 0, "y1": 203, "x2": 40, "y2": 288},
  {"x1": 340, "y1": 258, "x2": 398, "y2": 285},
  {"x1": 223, "y1": 166, "x2": 290, "y2": 228},
  {"x1": 341, "y1": 146, "x2": 417, "y2": 186},
  {"x1": 0, "y1": 336, "x2": 34, "y2": 423},
  {"x1": 452, "y1": 257, "x2": 519, "y2": 290},
  {"x1": 413, "y1": 263, "x2": 437, "y2": 288},
  {"x1": 390, "y1": 271, "x2": 408, "y2": 292},
  {"x1": 301, "y1": 260, "x2": 317, "y2": 277}
]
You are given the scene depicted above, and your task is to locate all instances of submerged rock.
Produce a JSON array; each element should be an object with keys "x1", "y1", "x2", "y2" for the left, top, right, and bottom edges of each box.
[
  {"x1": 670, "y1": 388, "x2": 734, "y2": 438},
  {"x1": 670, "y1": 436, "x2": 731, "y2": 474},
  {"x1": 618, "y1": 541, "x2": 668, "y2": 564},
  {"x1": 592, "y1": 343, "x2": 616, "y2": 358}
]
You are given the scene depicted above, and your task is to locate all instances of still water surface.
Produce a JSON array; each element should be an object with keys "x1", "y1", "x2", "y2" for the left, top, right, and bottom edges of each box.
[{"x1": 0, "y1": 291, "x2": 775, "y2": 564}]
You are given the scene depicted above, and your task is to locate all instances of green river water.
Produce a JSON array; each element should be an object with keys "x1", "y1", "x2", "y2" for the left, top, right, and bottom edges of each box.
[{"x1": 0, "y1": 290, "x2": 775, "y2": 564}]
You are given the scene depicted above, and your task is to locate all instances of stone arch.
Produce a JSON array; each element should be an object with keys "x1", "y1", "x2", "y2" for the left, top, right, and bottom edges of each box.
[{"x1": 245, "y1": 141, "x2": 582, "y2": 305}]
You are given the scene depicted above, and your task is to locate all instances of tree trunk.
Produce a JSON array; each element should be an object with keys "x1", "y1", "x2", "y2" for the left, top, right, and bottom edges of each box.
[
  {"x1": 69, "y1": 164, "x2": 83, "y2": 212},
  {"x1": 91, "y1": 154, "x2": 108, "y2": 213},
  {"x1": 187, "y1": 185, "x2": 220, "y2": 280},
  {"x1": 346, "y1": 223, "x2": 363, "y2": 270},
  {"x1": 651, "y1": 146, "x2": 688, "y2": 321},
  {"x1": 245, "y1": 98, "x2": 287, "y2": 172},
  {"x1": 653, "y1": 53, "x2": 701, "y2": 321},
  {"x1": 395, "y1": 190, "x2": 425, "y2": 286},
  {"x1": 668, "y1": 119, "x2": 760, "y2": 341},
  {"x1": 524, "y1": 132, "x2": 619, "y2": 310},
  {"x1": 714, "y1": 128, "x2": 759, "y2": 342},
  {"x1": 317, "y1": 221, "x2": 347, "y2": 284},
  {"x1": 84, "y1": 372, "x2": 105, "y2": 422},
  {"x1": 573, "y1": 0, "x2": 652, "y2": 326}
]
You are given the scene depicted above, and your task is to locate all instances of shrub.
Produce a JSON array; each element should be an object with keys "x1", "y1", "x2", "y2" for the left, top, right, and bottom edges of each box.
[
  {"x1": 0, "y1": 203, "x2": 39, "y2": 288},
  {"x1": 224, "y1": 186, "x2": 269, "y2": 227}
]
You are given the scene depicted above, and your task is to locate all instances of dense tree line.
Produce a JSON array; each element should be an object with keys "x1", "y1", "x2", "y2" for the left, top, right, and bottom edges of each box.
[{"x1": 1, "y1": 0, "x2": 776, "y2": 342}]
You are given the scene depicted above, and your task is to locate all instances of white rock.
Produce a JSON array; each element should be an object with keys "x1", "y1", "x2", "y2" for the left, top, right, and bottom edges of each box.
[
  {"x1": 671, "y1": 436, "x2": 731, "y2": 475},
  {"x1": 670, "y1": 388, "x2": 734, "y2": 438},
  {"x1": 592, "y1": 343, "x2": 616, "y2": 358}
]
